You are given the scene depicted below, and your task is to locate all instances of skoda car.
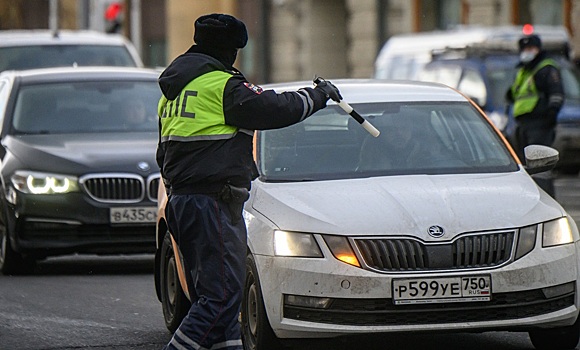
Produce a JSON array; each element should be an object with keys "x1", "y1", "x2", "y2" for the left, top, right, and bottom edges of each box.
[
  {"x1": 0, "y1": 67, "x2": 161, "y2": 275},
  {"x1": 155, "y1": 80, "x2": 580, "y2": 350}
]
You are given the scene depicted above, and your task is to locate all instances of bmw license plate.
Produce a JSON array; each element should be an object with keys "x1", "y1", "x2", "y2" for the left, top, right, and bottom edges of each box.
[
  {"x1": 110, "y1": 207, "x2": 157, "y2": 224},
  {"x1": 392, "y1": 275, "x2": 491, "y2": 305}
]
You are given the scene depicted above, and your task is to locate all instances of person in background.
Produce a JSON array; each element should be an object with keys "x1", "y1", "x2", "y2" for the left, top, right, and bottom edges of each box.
[
  {"x1": 506, "y1": 34, "x2": 565, "y2": 196},
  {"x1": 122, "y1": 99, "x2": 147, "y2": 127},
  {"x1": 156, "y1": 13, "x2": 341, "y2": 350}
]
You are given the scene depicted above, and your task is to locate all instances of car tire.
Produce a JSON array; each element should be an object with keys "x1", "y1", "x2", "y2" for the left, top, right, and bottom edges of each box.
[
  {"x1": 0, "y1": 219, "x2": 35, "y2": 275},
  {"x1": 529, "y1": 316, "x2": 580, "y2": 350},
  {"x1": 159, "y1": 230, "x2": 190, "y2": 333},
  {"x1": 241, "y1": 253, "x2": 285, "y2": 350}
]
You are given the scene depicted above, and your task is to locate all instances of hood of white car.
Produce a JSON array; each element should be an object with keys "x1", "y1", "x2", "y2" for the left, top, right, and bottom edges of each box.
[{"x1": 250, "y1": 171, "x2": 564, "y2": 241}]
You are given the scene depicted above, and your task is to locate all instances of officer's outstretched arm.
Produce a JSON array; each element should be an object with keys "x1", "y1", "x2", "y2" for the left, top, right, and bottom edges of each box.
[{"x1": 223, "y1": 77, "x2": 329, "y2": 130}]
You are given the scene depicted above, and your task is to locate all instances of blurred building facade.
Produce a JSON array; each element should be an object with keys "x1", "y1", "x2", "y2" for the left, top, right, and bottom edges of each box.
[{"x1": 0, "y1": 0, "x2": 578, "y2": 84}]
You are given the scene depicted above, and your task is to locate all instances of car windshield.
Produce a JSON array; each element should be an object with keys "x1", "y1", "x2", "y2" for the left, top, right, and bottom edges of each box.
[
  {"x1": 0, "y1": 45, "x2": 137, "y2": 71},
  {"x1": 12, "y1": 80, "x2": 160, "y2": 134},
  {"x1": 258, "y1": 102, "x2": 518, "y2": 181}
]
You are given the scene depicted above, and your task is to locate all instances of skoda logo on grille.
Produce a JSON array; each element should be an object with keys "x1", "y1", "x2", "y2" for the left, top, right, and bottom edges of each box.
[
  {"x1": 428, "y1": 225, "x2": 445, "y2": 238},
  {"x1": 137, "y1": 161, "x2": 150, "y2": 171}
]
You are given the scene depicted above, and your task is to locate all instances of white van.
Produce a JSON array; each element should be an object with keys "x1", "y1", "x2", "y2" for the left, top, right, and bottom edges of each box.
[{"x1": 374, "y1": 25, "x2": 571, "y2": 81}]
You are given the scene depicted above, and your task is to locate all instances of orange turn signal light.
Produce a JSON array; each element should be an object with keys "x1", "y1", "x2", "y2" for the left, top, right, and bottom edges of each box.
[
  {"x1": 335, "y1": 253, "x2": 360, "y2": 267},
  {"x1": 323, "y1": 235, "x2": 361, "y2": 268}
]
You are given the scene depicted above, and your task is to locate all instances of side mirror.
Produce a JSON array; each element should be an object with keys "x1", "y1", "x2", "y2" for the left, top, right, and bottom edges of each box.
[{"x1": 524, "y1": 145, "x2": 559, "y2": 174}]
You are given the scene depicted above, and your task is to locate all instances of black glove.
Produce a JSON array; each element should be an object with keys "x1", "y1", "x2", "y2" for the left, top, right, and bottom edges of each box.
[{"x1": 313, "y1": 77, "x2": 342, "y2": 102}]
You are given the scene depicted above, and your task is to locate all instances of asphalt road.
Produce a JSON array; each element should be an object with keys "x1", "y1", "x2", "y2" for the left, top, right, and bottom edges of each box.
[
  {"x1": 0, "y1": 252, "x2": 540, "y2": 350},
  {"x1": 0, "y1": 254, "x2": 172, "y2": 350},
  {"x1": 555, "y1": 174, "x2": 580, "y2": 224},
  {"x1": 0, "y1": 174, "x2": 579, "y2": 350}
]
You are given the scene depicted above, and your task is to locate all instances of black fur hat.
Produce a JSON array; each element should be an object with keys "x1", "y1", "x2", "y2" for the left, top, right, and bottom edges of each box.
[
  {"x1": 194, "y1": 13, "x2": 248, "y2": 49},
  {"x1": 518, "y1": 34, "x2": 542, "y2": 51}
]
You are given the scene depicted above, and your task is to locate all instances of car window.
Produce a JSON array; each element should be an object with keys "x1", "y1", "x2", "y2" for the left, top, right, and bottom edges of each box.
[
  {"x1": 486, "y1": 67, "x2": 516, "y2": 107},
  {"x1": 0, "y1": 45, "x2": 137, "y2": 71},
  {"x1": 562, "y1": 67, "x2": 580, "y2": 100},
  {"x1": 457, "y1": 70, "x2": 487, "y2": 106},
  {"x1": 418, "y1": 65, "x2": 462, "y2": 88},
  {"x1": 11, "y1": 80, "x2": 160, "y2": 134},
  {"x1": 380, "y1": 55, "x2": 421, "y2": 80},
  {"x1": 258, "y1": 102, "x2": 518, "y2": 181}
]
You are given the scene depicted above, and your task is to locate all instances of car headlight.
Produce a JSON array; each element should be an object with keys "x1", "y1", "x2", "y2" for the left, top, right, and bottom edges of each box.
[
  {"x1": 11, "y1": 171, "x2": 79, "y2": 194},
  {"x1": 274, "y1": 230, "x2": 322, "y2": 257},
  {"x1": 543, "y1": 217, "x2": 574, "y2": 247}
]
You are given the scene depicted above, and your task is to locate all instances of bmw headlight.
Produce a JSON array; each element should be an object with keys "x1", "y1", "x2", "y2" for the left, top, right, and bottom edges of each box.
[
  {"x1": 543, "y1": 217, "x2": 574, "y2": 247},
  {"x1": 274, "y1": 230, "x2": 322, "y2": 257},
  {"x1": 11, "y1": 171, "x2": 79, "y2": 195}
]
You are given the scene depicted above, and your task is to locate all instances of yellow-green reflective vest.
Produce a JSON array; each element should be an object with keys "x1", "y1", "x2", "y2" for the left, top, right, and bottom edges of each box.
[
  {"x1": 511, "y1": 58, "x2": 558, "y2": 118},
  {"x1": 158, "y1": 70, "x2": 238, "y2": 142}
]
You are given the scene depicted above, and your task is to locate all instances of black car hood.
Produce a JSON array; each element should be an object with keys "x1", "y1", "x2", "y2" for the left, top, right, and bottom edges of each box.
[{"x1": 2, "y1": 132, "x2": 159, "y2": 175}]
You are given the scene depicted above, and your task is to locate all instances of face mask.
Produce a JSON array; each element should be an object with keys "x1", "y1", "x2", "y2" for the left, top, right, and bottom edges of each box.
[{"x1": 520, "y1": 51, "x2": 536, "y2": 63}]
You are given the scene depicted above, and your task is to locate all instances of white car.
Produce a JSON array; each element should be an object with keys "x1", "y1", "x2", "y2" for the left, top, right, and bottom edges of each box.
[
  {"x1": 0, "y1": 30, "x2": 143, "y2": 72},
  {"x1": 155, "y1": 80, "x2": 580, "y2": 350}
]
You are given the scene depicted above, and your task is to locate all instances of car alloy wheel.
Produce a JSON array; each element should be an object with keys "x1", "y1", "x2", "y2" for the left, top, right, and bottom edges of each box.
[
  {"x1": 241, "y1": 253, "x2": 283, "y2": 350},
  {"x1": 160, "y1": 231, "x2": 190, "y2": 333}
]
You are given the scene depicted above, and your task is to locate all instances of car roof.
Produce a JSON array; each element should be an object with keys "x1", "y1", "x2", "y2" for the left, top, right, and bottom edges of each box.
[
  {"x1": 0, "y1": 66, "x2": 160, "y2": 82},
  {"x1": 264, "y1": 79, "x2": 468, "y2": 104},
  {"x1": 0, "y1": 30, "x2": 133, "y2": 47},
  {"x1": 427, "y1": 50, "x2": 574, "y2": 70},
  {"x1": 379, "y1": 25, "x2": 570, "y2": 53}
]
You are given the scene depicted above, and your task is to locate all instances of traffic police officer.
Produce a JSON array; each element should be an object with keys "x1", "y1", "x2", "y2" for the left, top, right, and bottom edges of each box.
[
  {"x1": 156, "y1": 13, "x2": 341, "y2": 350},
  {"x1": 506, "y1": 34, "x2": 564, "y2": 196}
]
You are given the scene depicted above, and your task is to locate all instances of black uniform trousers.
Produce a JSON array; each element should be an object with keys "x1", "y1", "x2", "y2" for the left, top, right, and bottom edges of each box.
[
  {"x1": 515, "y1": 121, "x2": 556, "y2": 197},
  {"x1": 163, "y1": 194, "x2": 245, "y2": 350}
]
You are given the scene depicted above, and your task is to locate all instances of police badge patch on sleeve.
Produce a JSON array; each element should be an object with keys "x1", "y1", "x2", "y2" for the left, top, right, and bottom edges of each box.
[{"x1": 243, "y1": 82, "x2": 264, "y2": 94}]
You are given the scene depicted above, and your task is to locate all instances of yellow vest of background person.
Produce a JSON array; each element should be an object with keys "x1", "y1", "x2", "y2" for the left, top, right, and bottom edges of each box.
[{"x1": 510, "y1": 58, "x2": 558, "y2": 118}]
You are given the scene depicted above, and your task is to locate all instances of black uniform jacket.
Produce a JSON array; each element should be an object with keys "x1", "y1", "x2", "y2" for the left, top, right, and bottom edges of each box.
[{"x1": 157, "y1": 45, "x2": 327, "y2": 194}]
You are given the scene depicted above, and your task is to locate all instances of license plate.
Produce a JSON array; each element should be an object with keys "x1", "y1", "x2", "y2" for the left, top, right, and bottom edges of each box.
[
  {"x1": 110, "y1": 207, "x2": 157, "y2": 224},
  {"x1": 392, "y1": 275, "x2": 491, "y2": 305}
]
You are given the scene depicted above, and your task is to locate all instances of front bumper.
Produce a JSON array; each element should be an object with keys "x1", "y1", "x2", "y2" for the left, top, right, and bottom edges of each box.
[
  {"x1": 254, "y1": 239, "x2": 580, "y2": 339},
  {"x1": 9, "y1": 191, "x2": 156, "y2": 256}
]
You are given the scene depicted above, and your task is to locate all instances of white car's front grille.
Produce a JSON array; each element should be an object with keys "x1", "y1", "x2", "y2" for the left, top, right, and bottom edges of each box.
[{"x1": 355, "y1": 231, "x2": 515, "y2": 272}]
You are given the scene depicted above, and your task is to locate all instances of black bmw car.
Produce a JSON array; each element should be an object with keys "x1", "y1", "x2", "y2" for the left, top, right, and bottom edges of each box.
[{"x1": 0, "y1": 67, "x2": 161, "y2": 274}]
